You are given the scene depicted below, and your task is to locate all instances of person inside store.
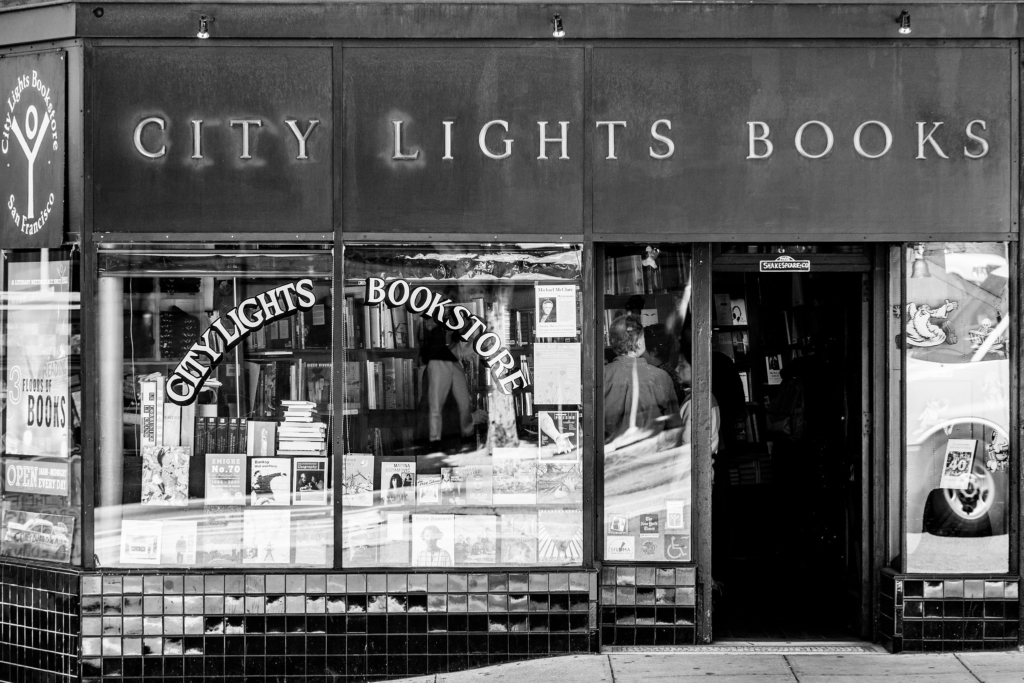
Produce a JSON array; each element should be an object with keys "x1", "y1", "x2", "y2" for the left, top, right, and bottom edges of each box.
[
  {"x1": 421, "y1": 286, "x2": 475, "y2": 453},
  {"x1": 604, "y1": 314, "x2": 679, "y2": 445},
  {"x1": 642, "y1": 323, "x2": 687, "y2": 402}
]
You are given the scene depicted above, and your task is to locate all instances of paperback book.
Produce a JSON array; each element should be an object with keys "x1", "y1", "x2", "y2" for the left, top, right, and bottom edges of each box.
[
  {"x1": 250, "y1": 457, "x2": 291, "y2": 506},
  {"x1": 242, "y1": 509, "x2": 291, "y2": 564},
  {"x1": 341, "y1": 454, "x2": 374, "y2": 507},
  {"x1": 246, "y1": 421, "x2": 277, "y2": 457},
  {"x1": 411, "y1": 513, "x2": 455, "y2": 567},
  {"x1": 141, "y1": 446, "x2": 191, "y2": 506},
  {"x1": 454, "y1": 514, "x2": 497, "y2": 565},
  {"x1": 454, "y1": 466, "x2": 493, "y2": 505},
  {"x1": 536, "y1": 461, "x2": 583, "y2": 504},
  {"x1": 204, "y1": 454, "x2": 246, "y2": 507},
  {"x1": 293, "y1": 457, "x2": 328, "y2": 505},
  {"x1": 380, "y1": 461, "x2": 416, "y2": 506}
]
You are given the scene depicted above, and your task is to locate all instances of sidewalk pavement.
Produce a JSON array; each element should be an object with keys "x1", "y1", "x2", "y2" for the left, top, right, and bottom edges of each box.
[{"x1": 397, "y1": 651, "x2": 1024, "y2": 683}]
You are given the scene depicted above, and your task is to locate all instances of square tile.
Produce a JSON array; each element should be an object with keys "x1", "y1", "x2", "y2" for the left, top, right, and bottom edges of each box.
[
  {"x1": 327, "y1": 575, "x2": 347, "y2": 593},
  {"x1": 965, "y1": 580, "x2": 986, "y2": 599},
  {"x1": 265, "y1": 574, "x2": 286, "y2": 593},
  {"x1": 616, "y1": 568, "x2": 636, "y2": 587},
  {"x1": 245, "y1": 575, "x2": 265, "y2": 594}
]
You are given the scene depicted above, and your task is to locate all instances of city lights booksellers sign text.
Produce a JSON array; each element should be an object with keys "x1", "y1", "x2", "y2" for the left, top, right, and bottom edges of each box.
[{"x1": 366, "y1": 278, "x2": 529, "y2": 394}]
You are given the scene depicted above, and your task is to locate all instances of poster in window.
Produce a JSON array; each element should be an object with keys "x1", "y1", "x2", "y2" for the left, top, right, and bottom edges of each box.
[
  {"x1": 5, "y1": 260, "x2": 71, "y2": 457},
  {"x1": 412, "y1": 513, "x2": 455, "y2": 567},
  {"x1": 249, "y1": 457, "x2": 290, "y2": 506},
  {"x1": 341, "y1": 454, "x2": 374, "y2": 507},
  {"x1": 205, "y1": 454, "x2": 246, "y2": 506},
  {"x1": 242, "y1": 509, "x2": 291, "y2": 564},
  {"x1": 536, "y1": 461, "x2": 582, "y2": 505},
  {"x1": 538, "y1": 509, "x2": 582, "y2": 565},
  {"x1": 118, "y1": 520, "x2": 161, "y2": 565},
  {"x1": 198, "y1": 515, "x2": 243, "y2": 566},
  {"x1": 440, "y1": 467, "x2": 464, "y2": 505},
  {"x1": 293, "y1": 457, "x2": 328, "y2": 505},
  {"x1": 293, "y1": 520, "x2": 329, "y2": 565},
  {"x1": 537, "y1": 410, "x2": 580, "y2": 458},
  {"x1": 1, "y1": 509, "x2": 74, "y2": 563},
  {"x1": 454, "y1": 466, "x2": 492, "y2": 505},
  {"x1": 380, "y1": 461, "x2": 416, "y2": 506},
  {"x1": 499, "y1": 513, "x2": 538, "y2": 564},
  {"x1": 535, "y1": 284, "x2": 578, "y2": 338},
  {"x1": 605, "y1": 536, "x2": 635, "y2": 561},
  {"x1": 493, "y1": 448, "x2": 537, "y2": 505},
  {"x1": 939, "y1": 439, "x2": 978, "y2": 490},
  {"x1": 159, "y1": 520, "x2": 198, "y2": 565},
  {"x1": 417, "y1": 474, "x2": 441, "y2": 505},
  {"x1": 342, "y1": 509, "x2": 379, "y2": 567},
  {"x1": 454, "y1": 514, "x2": 497, "y2": 565},
  {"x1": 141, "y1": 446, "x2": 191, "y2": 506},
  {"x1": 532, "y1": 343, "x2": 582, "y2": 405}
]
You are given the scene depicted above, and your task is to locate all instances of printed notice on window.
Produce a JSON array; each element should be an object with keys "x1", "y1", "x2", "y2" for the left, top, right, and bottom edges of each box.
[
  {"x1": 535, "y1": 284, "x2": 578, "y2": 338},
  {"x1": 533, "y1": 343, "x2": 582, "y2": 405},
  {"x1": 939, "y1": 439, "x2": 977, "y2": 490}
]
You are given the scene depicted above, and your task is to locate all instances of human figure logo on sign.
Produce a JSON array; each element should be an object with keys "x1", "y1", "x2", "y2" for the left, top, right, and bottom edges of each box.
[{"x1": 0, "y1": 52, "x2": 64, "y2": 248}]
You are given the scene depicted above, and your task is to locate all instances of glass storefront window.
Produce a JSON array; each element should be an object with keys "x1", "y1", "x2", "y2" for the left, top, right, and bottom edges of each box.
[
  {"x1": 601, "y1": 245, "x2": 692, "y2": 563},
  {"x1": 904, "y1": 242, "x2": 1010, "y2": 573},
  {"x1": 0, "y1": 248, "x2": 82, "y2": 565},
  {"x1": 94, "y1": 245, "x2": 334, "y2": 567},
  {"x1": 341, "y1": 243, "x2": 583, "y2": 568}
]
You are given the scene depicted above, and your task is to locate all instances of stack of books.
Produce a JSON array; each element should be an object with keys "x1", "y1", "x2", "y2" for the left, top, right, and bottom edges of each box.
[{"x1": 277, "y1": 400, "x2": 328, "y2": 455}]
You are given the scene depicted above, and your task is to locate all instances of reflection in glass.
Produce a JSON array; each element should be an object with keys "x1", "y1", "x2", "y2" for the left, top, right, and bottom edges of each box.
[
  {"x1": 94, "y1": 245, "x2": 334, "y2": 567},
  {"x1": 601, "y1": 245, "x2": 692, "y2": 563},
  {"x1": 904, "y1": 242, "x2": 1009, "y2": 573},
  {"x1": 341, "y1": 243, "x2": 584, "y2": 568}
]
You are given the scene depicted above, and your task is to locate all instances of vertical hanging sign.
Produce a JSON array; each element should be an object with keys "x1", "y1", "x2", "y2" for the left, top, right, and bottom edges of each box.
[
  {"x1": 5, "y1": 259, "x2": 71, "y2": 457},
  {"x1": 0, "y1": 50, "x2": 65, "y2": 248}
]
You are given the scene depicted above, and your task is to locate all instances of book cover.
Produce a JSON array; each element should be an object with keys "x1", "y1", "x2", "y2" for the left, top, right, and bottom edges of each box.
[
  {"x1": 246, "y1": 420, "x2": 277, "y2": 457},
  {"x1": 205, "y1": 454, "x2": 246, "y2": 507},
  {"x1": 242, "y1": 509, "x2": 291, "y2": 564},
  {"x1": 440, "y1": 467, "x2": 465, "y2": 505},
  {"x1": 293, "y1": 520, "x2": 328, "y2": 565},
  {"x1": 198, "y1": 516, "x2": 243, "y2": 565},
  {"x1": 538, "y1": 509, "x2": 583, "y2": 565},
  {"x1": 411, "y1": 513, "x2": 455, "y2": 567},
  {"x1": 454, "y1": 466, "x2": 492, "y2": 505},
  {"x1": 119, "y1": 520, "x2": 162, "y2": 565},
  {"x1": 293, "y1": 457, "x2": 328, "y2": 505},
  {"x1": 343, "y1": 361, "x2": 362, "y2": 415},
  {"x1": 536, "y1": 461, "x2": 583, "y2": 504},
  {"x1": 380, "y1": 461, "x2": 416, "y2": 506},
  {"x1": 492, "y1": 448, "x2": 538, "y2": 505},
  {"x1": 250, "y1": 457, "x2": 291, "y2": 506},
  {"x1": 940, "y1": 439, "x2": 978, "y2": 489},
  {"x1": 140, "y1": 379, "x2": 159, "y2": 449},
  {"x1": 141, "y1": 446, "x2": 191, "y2": 506},
  {"x1": 159, "y1": 520, "x2": 198, "y2": 565},
  {"x1": 305, "y1": 362, "x2": 332, "y2": 414},
  {"x1": 342, "y1": 510, "x2": 380, "y2": 567},
  {"x1": 341, "y1": 454, "x2": 374, "y2": 507},
  {"x1": 731, "y1": 298, "x2": 748, "y2": 325},
  {"x1": 417, "y1": 474, "x2": 441, "y2": 505},
  {"x1": 0, "y1": 510, "x2": 74, "y2": 564},
  {"x1": 379, "y1": 512, "x2": 411, "y2": 565},
  {"x1": 454, "y1": 514, "x2": 497, "y2": 565},
  {"x1": 162, "y1": 402, "x2": 182, "y2": 447},
  {"x1": 499, "y1": 513, "x2": 538, "y2": 564},
  {"x1": 537, "y1": 410, "x2": 580, "y2": 457},
  {"x1": 615, "y1": 256, "x2": 644, "y2": 295}
]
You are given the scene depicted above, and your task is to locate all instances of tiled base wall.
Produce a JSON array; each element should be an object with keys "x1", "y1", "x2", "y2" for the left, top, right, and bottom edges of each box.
[
  {"x1": 879, "y1": 569, "x2": 1020, "y2": 653},
  {"x1": 79, "y1": 571, "x2": 599, "y2": 683},
  {"x1": 598, "y1": 565, "x2": 698, "y2": 646},
  {"x1": 0, "y1": 562, "x2": 80, "y2": 683}
]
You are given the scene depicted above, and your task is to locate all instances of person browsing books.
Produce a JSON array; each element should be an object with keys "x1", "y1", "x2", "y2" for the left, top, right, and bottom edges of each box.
[{"x1": 421, "y1": 286, "x2": 474, "y2": 452}]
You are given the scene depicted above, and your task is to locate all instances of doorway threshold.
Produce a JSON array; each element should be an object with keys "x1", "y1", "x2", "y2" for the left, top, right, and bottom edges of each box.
[{"x1": 603, "y1": 641, "x2": 886, "y2": 654}]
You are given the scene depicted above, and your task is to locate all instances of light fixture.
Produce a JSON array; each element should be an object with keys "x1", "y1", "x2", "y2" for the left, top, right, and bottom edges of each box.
[
  {"x1": 552, "y1": 14, "x2": 565, "y2": 38},
  {"x1": 897, "y1": 10, "x2": 911, "y2": 35},
  {"x1": 911, "y1": 244, "x2": 930, "y2": 279},
  {"x1": 197, "y1": 15, "x2": 211, "y2": 39}
]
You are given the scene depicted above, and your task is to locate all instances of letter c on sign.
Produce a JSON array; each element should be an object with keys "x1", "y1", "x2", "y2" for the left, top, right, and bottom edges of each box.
[{"x1": 134, "y1": 117, "x2": 167, "y2": 159}]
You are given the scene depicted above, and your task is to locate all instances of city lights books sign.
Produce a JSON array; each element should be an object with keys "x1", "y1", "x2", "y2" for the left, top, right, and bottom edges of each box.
[{"x1": 1, "y1": 50, "x2": 65, "y2": 249}]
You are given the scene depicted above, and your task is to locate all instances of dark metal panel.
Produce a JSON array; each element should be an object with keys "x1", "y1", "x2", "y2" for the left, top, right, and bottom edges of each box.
[
  {"x1": 0, "y1": 5, "x2": 75, "y2": 47},
  {"x1": 871, "y1": 244, "x2": 888, "y2": 641},
  {"x1": 71, "y1": 3, "x2": 1024, "y2": 41},
  {"x1": 0, "y1": 48, "x2": 66, "y2": 248},
  {"x1": 691, "y1": 242, "x2": 713, "y2": 642},
  {"x1": 91, "y1": 46, "x2": 333, "y2": 233},
  {"x1": 342, "y1": 46, "x2": 584, "y2": 234},
  {"x1": 592, "y1": 46, "x2": 1015, "y2": 240},
  {"x1": 65, "y1": 43, "x2": 83, "y2": 242},
  {"x1": 581, "y1": 241, "x2": 595, "y2": 568}
]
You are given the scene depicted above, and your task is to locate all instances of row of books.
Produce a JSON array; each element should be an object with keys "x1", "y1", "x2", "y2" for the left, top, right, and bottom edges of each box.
[
  {"x1": 341, "y1": 453, "x2": 583, "y2": 508},
  {"x1": 343, "y1": 509, "x2": 583, "y2": 567},
  {"x1": 120, "y1": 508, "x2": 330, "y2": 566},
  {"x1": 139, "y1": 373, "x2": 197, "y2": 450},
  {"x1": 364, "y1": 358, "x2": 421, "y2": 410},
  {"x1": 604, "y1": 252, "x2": 690, "y2": 295},
  {"x1": 345, "y1": 295, "x2": 492, "y2": 350},
  {"x1": 245, "y1": 360, "x2": 332, "y2": 418}
]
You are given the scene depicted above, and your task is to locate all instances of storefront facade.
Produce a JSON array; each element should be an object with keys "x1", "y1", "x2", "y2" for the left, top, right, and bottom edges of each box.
[{"x1": 0, "y1": 2, "x2": 1021, "y2": 681}]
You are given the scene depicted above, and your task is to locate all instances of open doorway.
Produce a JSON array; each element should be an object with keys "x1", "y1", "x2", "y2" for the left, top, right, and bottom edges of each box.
[{"x1": 710, "y1": 249, "x2": 870, "y2": 640}]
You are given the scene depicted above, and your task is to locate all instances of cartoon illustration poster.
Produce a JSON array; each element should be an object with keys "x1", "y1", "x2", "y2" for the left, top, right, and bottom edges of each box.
[
  {"x1": 341, "y1": 454, "x2": 374, "y2": 507},
  {"x1": 538, "y1": 509, "x2": 582, "y2": 565},
  {"x1": 4, "y1": 260, "x2": 71, "y2": 457},
  {"x1": 141, "y1": 446, "x2": 191, "y2": 506}
]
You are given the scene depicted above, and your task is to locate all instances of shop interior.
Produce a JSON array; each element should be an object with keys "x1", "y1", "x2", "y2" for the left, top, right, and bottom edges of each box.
[{"x1": 710, "y1": 247, "x2": 868, "y2": 640}]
